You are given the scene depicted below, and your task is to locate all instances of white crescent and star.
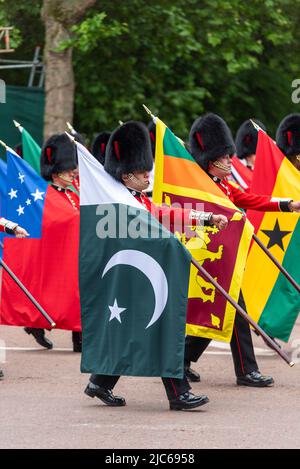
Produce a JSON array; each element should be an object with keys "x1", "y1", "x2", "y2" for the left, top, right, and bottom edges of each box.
[
  {"x1": 108, "y1": 299, "x2": 127, "y2": 323},
  {"x1": 101, "y1": 249, "x2": 169, "y2": 329}
]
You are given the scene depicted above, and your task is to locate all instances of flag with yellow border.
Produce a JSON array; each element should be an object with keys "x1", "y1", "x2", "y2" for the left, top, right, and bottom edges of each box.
[{"x1": 152, "y1": 118, "x2": 253, "y2": 342}]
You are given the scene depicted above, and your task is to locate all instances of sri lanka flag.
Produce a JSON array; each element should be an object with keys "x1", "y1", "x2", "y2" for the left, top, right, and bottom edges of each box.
[
  {"x1": 242, "y1": 130, "x2": 300, "y2": 341},
  {"x1": 153, "y1": 118, "x2": 254, "y2": 343},
  {"x1": 0, "y1": 150, "x2": 80, "y2": 330}
]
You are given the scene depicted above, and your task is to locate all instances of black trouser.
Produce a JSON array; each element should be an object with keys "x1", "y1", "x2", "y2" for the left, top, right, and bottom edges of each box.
[
  {"x1": 184, "y1": 292, "x2": 258, "y2": 377},
  {"x1": 90, "y1": 374, "x2": 191, "y2": 401},
  {"x1": 72, "y1": 331, "x2": 82, "y2": 343}
]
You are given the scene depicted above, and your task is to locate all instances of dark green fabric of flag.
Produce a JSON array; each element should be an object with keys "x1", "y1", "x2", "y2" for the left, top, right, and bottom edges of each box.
[
  {"x1": 0, "y1": 85, "x2": 44, "y2": 160},
  {"x1": 79, "y1": 203, "x2": 191, "y2": 378}
]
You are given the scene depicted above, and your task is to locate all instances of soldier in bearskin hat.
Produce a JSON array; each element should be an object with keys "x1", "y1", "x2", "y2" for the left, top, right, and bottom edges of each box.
[
  {"x1": 40, "y1": 133, "x2": 78, "y2": 189},
  {"x1": 91, "y1": 131, "x2": 111, "y2": 166},
  {"x1": 235, "y1": 119, "x2": 266, "y2": 170},
  {"x1": 276, "y1": 113, "x2": 300, "y2": 171},
  {"x1": 84, "y1": 120, "x2": 229, "y2": 410},
  {"x1": 30, "y1": 133, "x2": 82, "y2": 352},
  {"x1": 185, "y1": 113, "x2": 300, "y2": 387}
]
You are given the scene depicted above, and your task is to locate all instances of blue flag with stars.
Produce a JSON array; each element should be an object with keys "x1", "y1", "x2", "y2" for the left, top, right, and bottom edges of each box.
[
  {"x1": 0, "y1": 158, "x2": 7, "y2": 215},
  {"x1": 0, "y1": 158, "x2": 7, "y2": 258},
  {"x1": 6, "y1": 150, "x2": 47, "y2": 238}
]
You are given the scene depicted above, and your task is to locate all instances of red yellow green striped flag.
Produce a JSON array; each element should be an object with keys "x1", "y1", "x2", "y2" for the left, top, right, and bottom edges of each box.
[
  {"x1": 242, "y1": 130, "x2": 300, "y2": 341},
  {"x1": 153, "y1": 118, "x2": 253, "y2": 342}
]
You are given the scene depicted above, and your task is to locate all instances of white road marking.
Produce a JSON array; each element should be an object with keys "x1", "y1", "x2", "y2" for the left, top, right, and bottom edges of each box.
[
  {"x1": 0, "y1": 345, "x2": 276, "y2": 356},
  {"x1": 0, "y1": 347, "x2": 73, "y2": 351}
]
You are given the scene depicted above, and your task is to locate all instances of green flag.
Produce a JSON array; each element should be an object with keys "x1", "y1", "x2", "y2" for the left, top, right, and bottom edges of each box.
[
  {"x1": 21, "y1": 127, "x2": 41, "y2": 174},
  {"x1": 77, "y1": 142, "x2": 191, "y2": 378}
]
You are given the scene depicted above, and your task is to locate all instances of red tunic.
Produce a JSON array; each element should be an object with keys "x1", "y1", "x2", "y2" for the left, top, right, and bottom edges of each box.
[
  {"x1": 216, "y1": 178, "x2": 284, "y2": 212},
  {"x1": 51, "y1": 184, "x2": 80, "y2": 211},
  {"x1": 0, "y1": 218, "x2": 6, "y2": 232},
  {"x1": 131, "y1": 190, "x2": 205, "y2": 228}
]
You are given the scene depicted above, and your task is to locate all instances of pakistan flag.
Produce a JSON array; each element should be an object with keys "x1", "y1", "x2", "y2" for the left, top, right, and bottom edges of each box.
[{"x1": 77, "y1": 142, "x2": 191, "y2": 378}]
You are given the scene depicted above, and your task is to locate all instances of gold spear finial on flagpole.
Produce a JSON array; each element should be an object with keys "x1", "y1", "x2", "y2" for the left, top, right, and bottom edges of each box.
[
  {"x1": 13, "y1": 120, "x2": 23, "y2": 132},
  {"x1": 0, "y1": 139, "x2": 21, "y2": 157},
  {"x1": 142, "y1": 104, "x2": 157, "y2": 121},
  {"x1": 250, "y1": 119, "x2": 265, "y2": 133},
  {"x1": 66, "y1": 121, "x2": 76, "y2": 135},
  {"x1": 0, "y1": 139, "x2": 8, "y2": 150},
  {"x1": 65, "y1": 131, "x2": 76, "y2": 143}
]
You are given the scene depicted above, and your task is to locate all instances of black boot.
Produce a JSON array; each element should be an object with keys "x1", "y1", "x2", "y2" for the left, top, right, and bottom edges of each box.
[
  {"x1": 0, "y1": 369, "x2": 4, "y2": 380},
  {"x1": 169, "y1": 392, "x2": 209, "y2": 410},
  {"x1": 237, "y1": 370, "x2": 274, "y2": 387},
  {"x1": 85, "y1": 382, "x2": 126, "y2": 406},
  {"x1": 184, "y1": 360, "x2": 201, "y2": 382},
  {"x1": 185, "y1": 366, "x2": 201, "y2": 383},
  {"x1": 24, "y1": 327, "x2": 53, "y2": 349},
  {"x1": 72, "y1": 331, "x2": 82, "y2": 352}
]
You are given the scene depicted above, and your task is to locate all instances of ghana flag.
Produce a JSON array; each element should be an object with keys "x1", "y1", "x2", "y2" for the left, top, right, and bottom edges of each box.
[
  {"x1": 242, "y1": 130, "x2": 300, "y2": 341},
  {"x1": 153, "y1": 118, "x2": 253, "y2": 342}
]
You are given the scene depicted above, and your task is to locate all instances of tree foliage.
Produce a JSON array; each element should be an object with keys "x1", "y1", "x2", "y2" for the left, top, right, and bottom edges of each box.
[{"x1": 1, "y1": 0, "x2": 300, "y2": 140}]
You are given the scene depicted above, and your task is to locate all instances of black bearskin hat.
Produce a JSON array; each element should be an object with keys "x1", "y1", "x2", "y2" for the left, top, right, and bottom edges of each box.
[
  {"x1": 14, "y1": 142, "x2": 23, "y2": 158},
  {"x1": 276, "y1": 114, "x2": 300, "y2": 159},
  {"x1": 105, "y1": 121, "x2": 153, "y2": 181},
  {"x1": 147, "y1": 120, "x2": 156, "y2": 158},
  {"x1": 189, "y1": 113, "x2": 236, "y2": 171},
  {"x1": 91, "y1": 131, "x2": 111, "y2": 165},
  {"x1": 235, "y1": 119, "x2": 266, "y2": 159},
  {"x1": 40, "y1": 133, "x2": 77, "y2": 181}
]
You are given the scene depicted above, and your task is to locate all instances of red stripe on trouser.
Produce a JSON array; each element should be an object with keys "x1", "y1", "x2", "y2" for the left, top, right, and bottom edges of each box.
[
  {"x1": 169, "y1": 379, "x2": 178, "y2": 398},
  {"x1": 234, "y1": 326, "x2": 245, "y2": 375}
]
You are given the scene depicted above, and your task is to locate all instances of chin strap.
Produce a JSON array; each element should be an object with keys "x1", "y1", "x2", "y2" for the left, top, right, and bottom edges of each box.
[
  {"x1": 212, "y1": 161, "x2": 231, "y2": 173},
  {"x1": 57, "y1": 174, "x2": 75, "y2": 184}
]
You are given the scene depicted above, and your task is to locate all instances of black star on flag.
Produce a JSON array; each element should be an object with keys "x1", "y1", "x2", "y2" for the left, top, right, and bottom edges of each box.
[{"x1": 261, "y1": 219, "x2": 292, "y2": 251}]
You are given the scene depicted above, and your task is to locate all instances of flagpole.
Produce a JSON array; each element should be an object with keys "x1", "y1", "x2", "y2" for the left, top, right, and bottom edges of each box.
[
  {"x1": 0, "y1": 139, "x2": 20, "y2": 157},
  {"x1": 0, "y1": 255, "x2": 56, "y2": 328},
  {"x1": 13, "y1": 119, "x2": 23, "y2": 133},
  {"x1": 190, "y1": 257, "x2": 294, "y2": 367},
  {"x1": 253, "y1": 233, "x2": 300, "y2": 293},
  {"x1": 142, "y1": 104, "x2": 156, "y2": 122}
]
